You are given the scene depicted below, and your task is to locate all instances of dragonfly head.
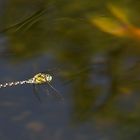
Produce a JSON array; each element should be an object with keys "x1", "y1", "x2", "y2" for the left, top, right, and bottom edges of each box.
[{"x1": 45, "y1": 74, "x2": 52, "y2": 82}]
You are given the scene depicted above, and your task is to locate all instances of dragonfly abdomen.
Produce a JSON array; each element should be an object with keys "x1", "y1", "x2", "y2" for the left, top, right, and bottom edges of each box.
[{"x1": 0, "y1": 80, "x2": 29, "y2": 88}]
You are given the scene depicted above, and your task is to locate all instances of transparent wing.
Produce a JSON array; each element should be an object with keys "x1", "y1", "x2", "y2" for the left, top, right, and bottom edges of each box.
[
  {"x1": 33, "y1": 84, "x2": 42, "y2": 103},
  {"x1": 46, "y1": 83, "x2": 64, "y2": 102}
]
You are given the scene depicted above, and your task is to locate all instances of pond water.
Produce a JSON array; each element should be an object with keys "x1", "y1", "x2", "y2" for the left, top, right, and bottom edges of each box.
[{"x1": 0, "y1": 0, "x2": 140, "y2": 140}]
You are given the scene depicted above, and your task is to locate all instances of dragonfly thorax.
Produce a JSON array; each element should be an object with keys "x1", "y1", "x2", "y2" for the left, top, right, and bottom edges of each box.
[{"x1": 32, "y1": 73, "x2": 52, "y2": 84}]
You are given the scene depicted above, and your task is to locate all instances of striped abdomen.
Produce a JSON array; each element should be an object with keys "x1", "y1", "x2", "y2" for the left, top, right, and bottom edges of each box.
[{"x1": 0, "y1": 80, "x2": 30, "y2": 88}]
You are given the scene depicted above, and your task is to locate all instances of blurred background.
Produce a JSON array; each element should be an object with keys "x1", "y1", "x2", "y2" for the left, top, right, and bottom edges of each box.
[{"x1": 0, "y1": 0, "x2": 140, "y2": 139}]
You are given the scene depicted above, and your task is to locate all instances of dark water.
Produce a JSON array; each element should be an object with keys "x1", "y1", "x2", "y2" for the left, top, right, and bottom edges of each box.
[{"x1": 0, "y1": 0, "x2": 140, "y2": 140}]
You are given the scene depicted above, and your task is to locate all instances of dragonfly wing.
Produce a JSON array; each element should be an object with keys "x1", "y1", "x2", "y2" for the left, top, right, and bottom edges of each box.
[
  {"x1": 47, "y1": 83, "x2": 64, "y2": 102},
  {"x1": 33, "y1": 84, "x2": 42, "y2": 103}
]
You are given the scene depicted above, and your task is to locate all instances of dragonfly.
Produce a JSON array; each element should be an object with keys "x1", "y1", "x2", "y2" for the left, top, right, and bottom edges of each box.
[{"x1": 0, "y1": 72, "x2": 63, "y2": 102}]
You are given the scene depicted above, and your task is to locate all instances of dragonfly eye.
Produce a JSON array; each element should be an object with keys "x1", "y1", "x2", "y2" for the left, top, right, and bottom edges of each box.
[{"x1": 46, "y1": 74, "x2": 52, "y2": 82}]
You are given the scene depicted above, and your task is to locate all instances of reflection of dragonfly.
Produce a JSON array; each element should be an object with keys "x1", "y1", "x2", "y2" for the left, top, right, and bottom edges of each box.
[{"x1": 0, "y1": 73, "x2": 63, "y2": 102}]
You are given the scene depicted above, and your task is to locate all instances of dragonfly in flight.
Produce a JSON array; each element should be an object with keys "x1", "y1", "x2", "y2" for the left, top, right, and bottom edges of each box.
[{"x1": 0, "y1": 72, "x2": 63, "y2": 102}]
